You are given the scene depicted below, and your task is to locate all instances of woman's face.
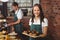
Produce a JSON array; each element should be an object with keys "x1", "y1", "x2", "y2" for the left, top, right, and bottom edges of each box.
[
  {"x1": 33, "y1": 6, "x2": 40, "y2": 17},
  {"x1": 12, "y1": 6, "x2": 17, "y2": 11}
]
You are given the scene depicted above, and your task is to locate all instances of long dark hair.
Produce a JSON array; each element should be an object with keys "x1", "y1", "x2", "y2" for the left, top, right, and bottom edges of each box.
[{"x1": 31, "y1": 4, "x2": 44, "y2": 23}]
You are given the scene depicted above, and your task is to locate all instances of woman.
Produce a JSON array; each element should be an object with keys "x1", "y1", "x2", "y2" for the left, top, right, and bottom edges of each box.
[
  {"x1": 29, "y1": 4, "x2": 48, "y2": 40},
  {"x1": 7, "y1": 2, "x2": 24, "y2": 39}
]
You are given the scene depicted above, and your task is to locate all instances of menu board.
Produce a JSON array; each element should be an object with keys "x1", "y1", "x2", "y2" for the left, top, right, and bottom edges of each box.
[{"x1": 15, "y1": 0, "x2": 32, "y2": 7}]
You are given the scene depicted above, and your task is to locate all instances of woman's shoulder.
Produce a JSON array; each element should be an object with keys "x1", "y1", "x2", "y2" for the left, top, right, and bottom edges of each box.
[
  {"x1": 43, "y1": 18, "x2": 48, "y2": 22},
  {"x1": 44, "y1": 18, "x2": 48, "y2": 20},
  {"x1": 19, "y1": 9, "x2": 22, "y2": 11},
  {"x1": 29, "y1": 18, "x2": 32, "y2": 21}
]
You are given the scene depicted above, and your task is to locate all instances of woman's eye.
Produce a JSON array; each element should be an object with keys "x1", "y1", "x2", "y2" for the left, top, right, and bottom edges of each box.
[
  {"x1": 34, "y1": 10, "x2": 36, "y2": 11},
  {"x1": 34, "y1": 10, "x2": 40, "y2": 11},
  {"x1": 37, "y1": 10, "x2": 40, "y2": 11}
]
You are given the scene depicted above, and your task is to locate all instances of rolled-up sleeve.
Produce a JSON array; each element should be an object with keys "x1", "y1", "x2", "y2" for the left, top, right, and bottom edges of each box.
[
  {"x1": 42, "y1": 18, "x2": 48, "y2": 27},
  {"x1": 29, "y1": 18, "x2": 32, "y2": 26},
  {"x1": 17, "y1": 9, "x2": 23, "y2": 19}
]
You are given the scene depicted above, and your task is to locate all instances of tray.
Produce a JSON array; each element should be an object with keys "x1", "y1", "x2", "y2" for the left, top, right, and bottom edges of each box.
[{"x1": 22, "y1": 32, "x2": 40, "y2": 38}]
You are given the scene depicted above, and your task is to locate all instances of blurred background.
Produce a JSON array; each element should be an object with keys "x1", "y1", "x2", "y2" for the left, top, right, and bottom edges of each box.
[
  {"x1": 0, "y1": 0, "x2": 40, "y2": 17},
  {"x1": 0, "y1": 0, "x2": 60, "y2": 40}
]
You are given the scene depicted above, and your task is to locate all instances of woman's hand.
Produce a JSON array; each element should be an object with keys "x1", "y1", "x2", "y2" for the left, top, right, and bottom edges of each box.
[
  {"x1": 30, "y1": 34, "x2": 46, "y2": 38},
  {"x1": 39, "y1": 34, "x2": 47, "y2": 38},
  {"x1": 7, "y1": 23, "x2": 13, "y2": 26},
  {"x1": 7, "y1": 24, "x2": 11, "y2": 26}
]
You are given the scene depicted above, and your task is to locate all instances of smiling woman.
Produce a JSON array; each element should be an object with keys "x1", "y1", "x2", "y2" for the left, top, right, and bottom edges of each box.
[{"x1": 29, "y1": 4, "x2": 48, "y2": 40}]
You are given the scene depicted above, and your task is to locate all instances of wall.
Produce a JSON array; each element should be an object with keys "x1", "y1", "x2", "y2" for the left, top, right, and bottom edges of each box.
[
  {"x1": 33, "y1": 0, "x2": 40, "y2": 6},
  {"x1": 41, "y1": 0, "x2": 60, "y2": 40}
]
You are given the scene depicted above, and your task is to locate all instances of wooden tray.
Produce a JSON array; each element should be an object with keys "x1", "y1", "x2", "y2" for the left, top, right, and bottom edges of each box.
[{"x1": 22, "y1": 32, "x2": 40, "y2": 38}]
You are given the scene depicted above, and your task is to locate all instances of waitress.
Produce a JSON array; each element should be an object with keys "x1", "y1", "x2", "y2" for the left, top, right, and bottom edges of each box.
[
  {"x1": 7, "y1": 2, "x2": 23, "y2": 38},
  {"x1": 29, "y1": 4, "x2": 48, "y2": 40}
]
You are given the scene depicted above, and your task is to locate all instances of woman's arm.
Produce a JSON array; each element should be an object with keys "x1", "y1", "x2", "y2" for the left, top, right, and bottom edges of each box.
[
  {"x1": 7, "y1": 9, "x2": 23, "y2": 26},
  {"x1": 7, "y1": 19, "x2": 21, "y2": 26},
  {"x1": 39, "y1": 26, "x2": 48, "y2": 37}
]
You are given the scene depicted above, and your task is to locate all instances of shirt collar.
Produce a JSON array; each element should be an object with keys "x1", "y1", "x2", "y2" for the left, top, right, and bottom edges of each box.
[{"x1": 15, "y1": 9, "x2": 19, "y2": 14}]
